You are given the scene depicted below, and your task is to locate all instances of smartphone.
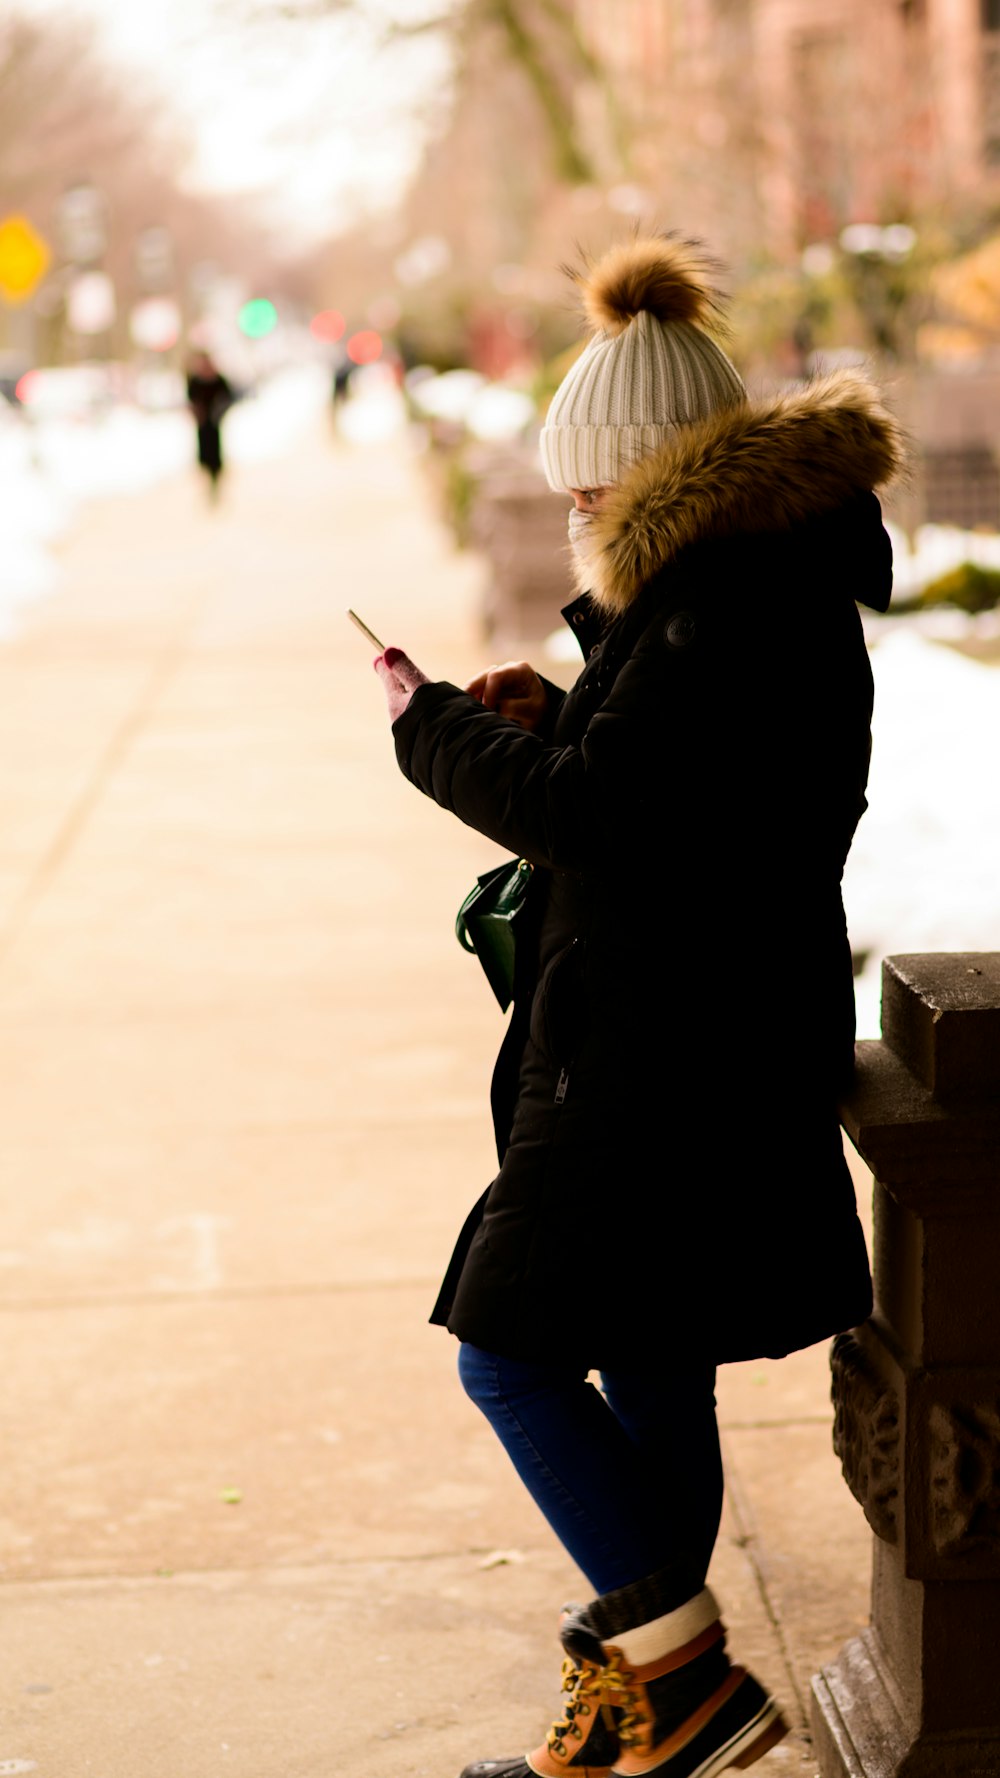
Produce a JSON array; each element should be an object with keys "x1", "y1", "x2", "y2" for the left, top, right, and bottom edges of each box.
[{"x1": 346, "y1": 608, "x2": 385, "y2": 651}]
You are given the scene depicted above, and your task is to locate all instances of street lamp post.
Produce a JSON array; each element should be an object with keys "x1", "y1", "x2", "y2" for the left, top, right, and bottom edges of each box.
[{"x1": 57, "y1": 182, "x2": 115, "y2": 363}]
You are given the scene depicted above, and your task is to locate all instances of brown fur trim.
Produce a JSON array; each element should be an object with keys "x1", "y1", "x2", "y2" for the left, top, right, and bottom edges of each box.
[
  {"x1": 576, "y1": 370, "x2": 906, "y2": 611},
  {"x1": 573, "y1": 236, "x2": 724, "y2": 337}
]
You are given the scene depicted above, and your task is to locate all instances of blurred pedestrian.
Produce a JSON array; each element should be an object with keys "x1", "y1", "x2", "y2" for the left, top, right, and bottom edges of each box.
[
  {"x1": 185, "y1": 349, "x2": 233, "y2": 501},
  {"x1": 330, "y1": 348, "x2": 353, "y2": 410},
  {"x1": 374, "y1": 236, "x2": 904, "y2": 1778}
]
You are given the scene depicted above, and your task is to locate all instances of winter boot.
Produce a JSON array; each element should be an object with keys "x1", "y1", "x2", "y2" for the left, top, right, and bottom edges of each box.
[
  {"x1": 559, "y1": 1573, "x2": 788, "y2": 1777},
  {"x1": 460, "y1": 1605, "x2": 626, "y2": 1778}
]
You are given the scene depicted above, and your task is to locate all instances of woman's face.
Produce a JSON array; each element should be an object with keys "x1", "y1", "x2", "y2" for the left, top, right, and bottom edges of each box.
[{"x1": 569, "y1": 487, "x2": 612, "y2": 512}]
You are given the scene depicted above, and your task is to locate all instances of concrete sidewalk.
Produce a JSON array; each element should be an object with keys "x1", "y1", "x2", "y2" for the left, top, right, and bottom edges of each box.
[{"x1": 0, "y1": 413, "x2": 873, "y2": 1777}]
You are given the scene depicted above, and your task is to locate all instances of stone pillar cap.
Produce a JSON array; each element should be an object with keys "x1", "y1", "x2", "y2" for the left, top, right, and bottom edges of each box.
[{"x1": 881, "y1": 953, "x2": 1000, "y2": 1103}]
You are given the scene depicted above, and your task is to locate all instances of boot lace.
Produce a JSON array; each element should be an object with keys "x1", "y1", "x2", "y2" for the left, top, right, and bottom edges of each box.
[
  {"x1": 595, "y1": 1649, "x2": 645, "y2": 1749},
  {"x1": 545, "y1": 1657, "x2": 618, "y2": 1761}
]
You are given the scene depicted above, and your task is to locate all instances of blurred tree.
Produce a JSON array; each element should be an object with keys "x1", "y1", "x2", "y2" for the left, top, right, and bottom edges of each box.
[
  {"x1": 0, "y1": 8, "x2": 304, "y2": 361},
  {"x1": 223, "y1": 0, "x2": 997, "y2": 380},
  {"x1": 233, "y1": 0, "x2": 627, "y2": 186},
  {"x1": 0, "y1": 14, "x2": 147, "y2": 206}
]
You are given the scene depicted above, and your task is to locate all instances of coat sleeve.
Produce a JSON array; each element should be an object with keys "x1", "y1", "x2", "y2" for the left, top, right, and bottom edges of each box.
[
  {"x1": 536, "y1": 675, "x2": 568, "y2": 740},
  {"x1": 391, "y1": 626, "x2": 689, "y2": 870}
]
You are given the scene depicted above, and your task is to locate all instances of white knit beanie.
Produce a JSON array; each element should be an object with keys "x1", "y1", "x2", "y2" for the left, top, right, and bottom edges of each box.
[{"x1": 539, "y1": 237, "x2": 747, "y2": 493}]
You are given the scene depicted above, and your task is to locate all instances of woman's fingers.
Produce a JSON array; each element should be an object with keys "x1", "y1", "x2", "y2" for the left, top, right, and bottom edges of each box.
[
  {"x1": 374, "y1": 649, "x2": 430, "y2": 723},
  {"x1": 474, "y1": 662, "x2": 534, "y2": 709},
  {"x1": 464, "y1": 661, "x2": 547, "y2": 732},
  {"x1": 378, "y1": 653, "x2": 546, "y2": 729},
  {"x1": 381, "y1": 647, "x2": 430, "y2": 690}
]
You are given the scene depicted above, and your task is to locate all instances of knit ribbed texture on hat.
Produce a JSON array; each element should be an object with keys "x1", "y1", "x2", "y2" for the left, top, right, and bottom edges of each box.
[{"x1": 540, "y1": 310, "x2": 746, "y2": 493}]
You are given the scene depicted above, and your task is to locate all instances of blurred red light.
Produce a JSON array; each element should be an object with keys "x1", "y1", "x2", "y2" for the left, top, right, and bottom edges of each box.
[
  {"x1": 310, "y1": 308, "x2": 346, "y2": 343},
  {"x1": 347, "y1": 329, "x2": 382, "y2": 366},
  {"x1": 14, "y1": 369, "x2": 40, "y2": 404}
]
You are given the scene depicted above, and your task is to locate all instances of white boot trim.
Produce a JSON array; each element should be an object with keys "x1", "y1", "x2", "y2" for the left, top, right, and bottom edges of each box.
[{"x1": 611, "y1": 1587, "x2": 720, "y2": 1667}]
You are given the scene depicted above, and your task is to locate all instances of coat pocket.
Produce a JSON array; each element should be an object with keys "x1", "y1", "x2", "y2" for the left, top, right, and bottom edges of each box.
[{"x1": 529, "y1": 939, "x2": 586, "y2": 1076}]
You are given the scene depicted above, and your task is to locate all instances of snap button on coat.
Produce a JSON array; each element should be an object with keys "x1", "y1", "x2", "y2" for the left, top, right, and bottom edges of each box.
[{"x1": 666, "y1": 611, "x2": 696, "y2": 648}]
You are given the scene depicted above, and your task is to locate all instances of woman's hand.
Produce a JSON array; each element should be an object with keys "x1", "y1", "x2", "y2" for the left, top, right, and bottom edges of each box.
[
  {"x1": 465, "y1": 661, "x2": 548, "y2": 734},
  {"x1": 374, "y1": 647, "x2": 431, "y2": 722}
]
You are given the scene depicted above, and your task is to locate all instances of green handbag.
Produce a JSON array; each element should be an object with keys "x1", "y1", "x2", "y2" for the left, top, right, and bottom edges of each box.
[{"x1": 455, "y1": 857, "x2": 534, "y2": 1011}]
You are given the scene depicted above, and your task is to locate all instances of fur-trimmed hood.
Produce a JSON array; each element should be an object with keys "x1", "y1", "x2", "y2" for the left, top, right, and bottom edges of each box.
[{"x1": 576, "y1": 369, "x2": 905, "y2": 612}]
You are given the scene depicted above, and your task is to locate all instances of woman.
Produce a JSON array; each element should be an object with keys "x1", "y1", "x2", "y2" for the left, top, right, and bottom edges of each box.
[{"x1": 374, "y1": 237, "x2": 902, "y2": 1778}]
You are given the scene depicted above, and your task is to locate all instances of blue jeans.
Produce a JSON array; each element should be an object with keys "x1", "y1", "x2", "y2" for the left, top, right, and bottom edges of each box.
[{"x1": 458, "y1": 1343, "x2": 723, "y2": 1599}]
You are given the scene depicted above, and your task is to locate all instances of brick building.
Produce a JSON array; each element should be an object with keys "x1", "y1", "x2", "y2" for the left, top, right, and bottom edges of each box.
[{"x1": 575, "y1": 0, "x2": 1000, "y2": 256}]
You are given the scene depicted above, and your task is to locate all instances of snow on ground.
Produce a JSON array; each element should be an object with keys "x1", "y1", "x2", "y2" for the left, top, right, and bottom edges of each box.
[{"x1": 0, "y1": 364, "x2": 329, "y2": 639}]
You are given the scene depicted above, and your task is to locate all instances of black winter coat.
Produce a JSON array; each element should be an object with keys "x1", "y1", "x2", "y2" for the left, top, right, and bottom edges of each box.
[{"x1": 392, "y1": 371, "x2": 903, "y2": 1368}]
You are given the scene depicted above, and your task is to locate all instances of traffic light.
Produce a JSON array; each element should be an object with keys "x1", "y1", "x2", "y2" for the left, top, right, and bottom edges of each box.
[
  {"x1": 238, "y1": 298, "x2": 278, "y2": 339},
  {"x1": 310, "y1": 309, "x2": 346, "y2": 343},
  {"x1": 346, "y1": 330, "x2": 382, "y2": 365}
]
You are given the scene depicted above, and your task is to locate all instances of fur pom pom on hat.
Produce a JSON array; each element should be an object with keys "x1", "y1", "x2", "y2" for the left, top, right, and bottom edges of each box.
[{"x1": 540, "y1": 235, "x2": 747, "y2": 494}]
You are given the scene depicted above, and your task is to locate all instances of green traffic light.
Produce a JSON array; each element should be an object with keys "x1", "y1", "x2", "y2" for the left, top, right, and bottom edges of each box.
[{"x1": 238, "y1": 298, "x2": 278, "y2": 339}]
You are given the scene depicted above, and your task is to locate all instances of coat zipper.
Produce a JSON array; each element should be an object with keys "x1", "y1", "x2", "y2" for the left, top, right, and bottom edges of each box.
[{"x1": 548, "y1": 937, "x2": 579, "y2": 1106}]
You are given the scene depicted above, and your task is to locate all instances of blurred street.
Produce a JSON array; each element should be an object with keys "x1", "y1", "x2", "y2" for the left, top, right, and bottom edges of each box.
[{"x1": 0, "y1": 416, "x2": 874, "y2": 1777}]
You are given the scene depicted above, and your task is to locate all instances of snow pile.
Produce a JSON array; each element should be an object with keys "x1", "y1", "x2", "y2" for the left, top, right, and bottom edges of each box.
[
  {"x1": 225, "y1": 364, "x2": 329, "y2": 462},
  {"x1": 336, "y1": 364, "x2": 408, "y2": 445},
  {"x1": 0, "y1": 365, "x2": 329, "y2": 638},
  {"x1": 844, "y1": 627, "x2": 1000, "y2": 1037},
  {"x1": 0, "y1": 412, "x2": 72, "y2": 638},
  {"x1": 26, "y1": 407, "x2": 191, "y2": 500},
  {"x1": 886, "y1": 520, "x2": 1000, "y2": 601}
]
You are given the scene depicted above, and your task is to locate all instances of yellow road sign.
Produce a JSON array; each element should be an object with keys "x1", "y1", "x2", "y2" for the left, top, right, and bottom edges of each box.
[{"x1": 0, "y1": 214, "x2": 51, "y2": 304}]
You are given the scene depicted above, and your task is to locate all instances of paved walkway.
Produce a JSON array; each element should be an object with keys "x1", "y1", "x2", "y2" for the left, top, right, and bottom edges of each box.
[{"x1": 0, "y1": 409, "x2": 873, "y2": 1777}]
